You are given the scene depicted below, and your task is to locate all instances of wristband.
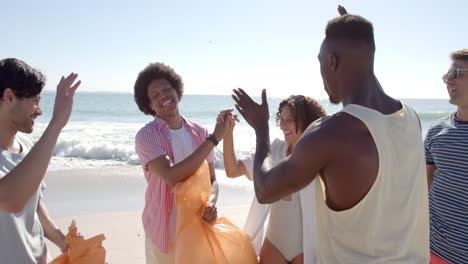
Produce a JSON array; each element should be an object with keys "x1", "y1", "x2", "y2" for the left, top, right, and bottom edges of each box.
[{"x1": 206, "y1": 134, "x2": 219, "y2": 146}]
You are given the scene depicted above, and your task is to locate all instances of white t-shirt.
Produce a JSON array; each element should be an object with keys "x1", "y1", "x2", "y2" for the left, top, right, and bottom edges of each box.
[
  {"x1": 168, "y1": 124, "x2": 196, "y2": 242},
  {"x1": 0, "y1": 133, "x2": 48, "y2": 264}
]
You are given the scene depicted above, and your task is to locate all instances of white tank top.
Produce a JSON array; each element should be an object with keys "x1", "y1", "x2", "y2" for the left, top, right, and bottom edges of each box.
[{"x1": 311, "y1": 103, "x2": 429, "y2": 264}]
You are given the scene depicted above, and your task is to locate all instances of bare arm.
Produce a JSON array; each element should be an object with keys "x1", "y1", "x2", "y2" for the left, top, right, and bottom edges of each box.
[
  {"x1": 0, "y1": 74, "x2": 81, "y2": 213},
  {"x1": 147, "y1": 140, "x2": 218, "y2": 187},
  {"x1": 233, "y1": 88, "x2": 328, "y2": 203},
  {"x1": 426, "y1": 164, "x2": 436, "y2": 190},
  {"x1": 253, "y1": 126, "x2": 328, "y2": 203},
  {"x1": 223, "y1": 115, "x2": 247, "y2": 178},
  {"x1": 147, "y1": 110, "x2": 231, "y2": 187},
  {"x1": 37, "y1": 200, "x2": 67, "y2": 252}
]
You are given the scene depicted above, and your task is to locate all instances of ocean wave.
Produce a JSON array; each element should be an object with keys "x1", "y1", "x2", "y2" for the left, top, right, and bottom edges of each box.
[
  {"x1": 53, "y1": 140, "x2": 141, "y2": 165},
  {"x1": 418, "y1": 112, "x2": 453, "y2": 121}
]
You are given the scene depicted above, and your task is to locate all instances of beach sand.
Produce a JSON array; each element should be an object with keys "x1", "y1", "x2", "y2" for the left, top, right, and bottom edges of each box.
[{"x1": 43, "y1": 167, "x2": 252, "y2": 263}]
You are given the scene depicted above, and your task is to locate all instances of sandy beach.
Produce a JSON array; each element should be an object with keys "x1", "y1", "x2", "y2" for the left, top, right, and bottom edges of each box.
[{"x1": 43, "y1": 167, "x2": 252, "y2": 263}]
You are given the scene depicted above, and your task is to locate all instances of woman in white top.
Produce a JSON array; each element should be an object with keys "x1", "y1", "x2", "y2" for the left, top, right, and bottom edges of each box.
[{"x1": 223, "y1": 95, "x2": 326, "y2": 264}]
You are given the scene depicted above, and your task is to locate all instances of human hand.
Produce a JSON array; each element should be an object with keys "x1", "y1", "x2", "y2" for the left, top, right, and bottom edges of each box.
[
  {"x1": 337, "y1": 5, "x2": 348, "y2": 15},
  {"x1": 202, "y1": 202, "x2": 217, "y2": 223},
  {"x1": 213, "y1": 109, "x2": 234, "y2": 142},
  {"x1": 232, "y1": 88, "x2": 269, "y2": 131},
  {"x1": 50, "y1": 73, "x2": 81, "y2": 129},
  {"x1": 225, "y1": 112, "x2": 239, "y2": 135}
]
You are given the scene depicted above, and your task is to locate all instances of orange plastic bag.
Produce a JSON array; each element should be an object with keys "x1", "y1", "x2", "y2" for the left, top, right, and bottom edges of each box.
[
  {"x1": 174, "y1": 162, "x2": 258, "y2": 264},
  {"x1": 49, "y1": 220, "x2": 106, "y2": 264}
]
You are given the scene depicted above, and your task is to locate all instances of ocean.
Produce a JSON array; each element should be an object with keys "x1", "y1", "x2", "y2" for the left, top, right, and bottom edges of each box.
[
  {"x1": 32, "y1": 92, "x2": 455, "y2": 171},
  {"x1": 32, "y1": 92, "x2": 456, "y2": 213}
]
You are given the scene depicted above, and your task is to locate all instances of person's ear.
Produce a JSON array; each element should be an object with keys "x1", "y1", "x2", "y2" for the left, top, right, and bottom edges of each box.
[{"x1": 1, "y1": 88, "x2": 15, "y2": 104}]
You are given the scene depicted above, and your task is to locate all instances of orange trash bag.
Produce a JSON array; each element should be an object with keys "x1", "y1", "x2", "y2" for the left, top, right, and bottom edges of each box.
[
  {"x1": 49, "y1": 220, "x2": 106, "y2": 264},
  {"x1": 174, "y1": 162, "x2": 258, "y2": 264}
]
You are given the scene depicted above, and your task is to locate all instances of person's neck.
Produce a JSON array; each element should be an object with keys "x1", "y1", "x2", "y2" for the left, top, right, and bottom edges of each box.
[
  {"x1": 0, "y1": 118, "x2": 18, "y2": 152},
  {"x1": 340, "y1": 72, "x2": 381, "y2": 107},
  {"x1": 164, "y1": 113, "x2": 183, "y2": 130},
  {"x1": 456, "y1": 106, "x2": 468, "y2": 121}
]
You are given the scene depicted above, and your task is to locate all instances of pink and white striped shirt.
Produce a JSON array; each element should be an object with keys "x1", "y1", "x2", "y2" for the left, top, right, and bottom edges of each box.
[{"x1": 135, "y1": 115, "x2": 215, "y2": 253}]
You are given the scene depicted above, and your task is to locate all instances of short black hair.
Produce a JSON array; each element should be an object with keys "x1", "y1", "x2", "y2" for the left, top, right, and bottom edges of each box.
[
  {"x1": 325, "y1": 14, "x2": 375, "y2": 50},
  {"x1": 134, "y1": 62, "x2": 184, "y2": 116},
  {"x1": 0, "y1": 58, "x2": 46, "y2": 99}
]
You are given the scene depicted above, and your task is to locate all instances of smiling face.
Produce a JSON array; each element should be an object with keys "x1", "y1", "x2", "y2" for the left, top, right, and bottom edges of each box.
[
  {"x1": 279, "y1": 105, "x2": 302, "y2": 146},
  {"x1": 146, "y1": 78, "x2": 180, "y2": 119},
  {"x1": 446, "y1": 59, "x2": 468, "y2": 108},
  {"x1": 9, "y1": 93, "x2": 42, "y2": 133}
]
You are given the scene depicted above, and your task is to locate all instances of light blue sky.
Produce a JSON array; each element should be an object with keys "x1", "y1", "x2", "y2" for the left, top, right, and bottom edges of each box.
[{"x1": 2, "y1": 0, "x2": 467, "y2": 99}]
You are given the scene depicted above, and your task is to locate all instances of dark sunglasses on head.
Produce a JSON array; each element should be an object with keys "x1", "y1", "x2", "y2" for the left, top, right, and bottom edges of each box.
[{"x1": 442, "y1": 68, "x2": 468, "y2": 84}]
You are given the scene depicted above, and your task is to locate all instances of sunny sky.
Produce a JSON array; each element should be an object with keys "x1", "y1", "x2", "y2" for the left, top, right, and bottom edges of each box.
[{"x1": 2, "y1": 0, "x2": 467, "y2": 99}]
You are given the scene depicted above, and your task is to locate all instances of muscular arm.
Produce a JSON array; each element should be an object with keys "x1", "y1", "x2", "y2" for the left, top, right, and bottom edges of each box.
[
  {"x1": 253, "y1": 124, "x2": 330, "y2": 203},
  {"x1": 37, "y1": 200, "x2": 67, "y2": 252},
  {"x1": 426, "y1": 164, "x2": 436, "y2": 190}
]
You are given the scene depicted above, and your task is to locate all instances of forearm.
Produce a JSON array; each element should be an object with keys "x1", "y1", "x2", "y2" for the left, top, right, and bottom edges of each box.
[
  {"x1": 223, "y1": 133, "x2": 243, "y2": 177},
  {"x1": 252, "y1": 126, "x2": 276, "y2": 203},
  {"x1": 164, "y1": 140, "x2": 216, "y2": 186},
  {"x1": 37, "y1": 201, "x2": 65, "y2": 247},
  {"x1": 0, "y1": 123, "x2": 62, "y2": 212}
]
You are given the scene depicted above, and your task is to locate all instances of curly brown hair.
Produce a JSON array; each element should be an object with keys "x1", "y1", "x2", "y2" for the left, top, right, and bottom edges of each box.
[
  {"x1": 276, "y1": 95, "x2": 327, "y2": 133},
  {"x1": 134, "y1": 62, "x2": 184, "y2": 116}
]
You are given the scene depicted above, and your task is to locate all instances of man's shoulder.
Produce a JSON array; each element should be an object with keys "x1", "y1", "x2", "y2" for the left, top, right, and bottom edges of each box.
[
  {"x1": 135, "y1": 120, "x2": 164, "y2": 142},
  {"x1": 427, "y1": 114, "x2": 454, "y2": 135},
  {"x1": 304, "y1": 112, "x2": 361, "y2": 136}
]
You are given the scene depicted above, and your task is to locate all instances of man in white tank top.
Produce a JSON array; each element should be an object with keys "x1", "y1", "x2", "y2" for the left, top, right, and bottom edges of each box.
[{"x1": 231, "y1": 6, "x2": 429, "y2": 264}]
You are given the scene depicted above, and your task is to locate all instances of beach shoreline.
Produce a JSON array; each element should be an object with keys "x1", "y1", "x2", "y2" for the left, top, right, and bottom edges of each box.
[
  {"x1": 46, "y1": 207, "x2": 250, "y2": 263},
  {"x1": 43, "y1": 167, "x2": 252, "y2": 263}
]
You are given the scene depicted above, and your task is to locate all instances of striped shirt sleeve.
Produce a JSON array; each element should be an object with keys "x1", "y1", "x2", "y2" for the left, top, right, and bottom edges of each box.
[
  {"x1": 135, "y1": 128, "x2": 167, "y2": 167},
  {"x1": 424, "y1": 125, "x2": 435, "y2": 165}
]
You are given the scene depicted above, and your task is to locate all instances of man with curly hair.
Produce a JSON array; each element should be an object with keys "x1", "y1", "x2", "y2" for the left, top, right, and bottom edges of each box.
[
  {"x1": 0, "y1": 58, "x2": 81, "y2": 263},
  {"x1": 425, "y1": 49, "x2": 468, "y2": 264},
  {"x1": 133, "y1": 62, "x2": 230, "y2": 263}
]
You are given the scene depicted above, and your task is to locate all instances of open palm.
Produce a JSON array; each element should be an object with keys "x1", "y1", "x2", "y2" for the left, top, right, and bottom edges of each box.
[{"x1": 232, "y1": 88, "x2": 269, "y2": 131}]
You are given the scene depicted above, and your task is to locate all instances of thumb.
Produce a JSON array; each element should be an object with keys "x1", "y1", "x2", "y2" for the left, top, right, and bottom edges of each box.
[{"x1": 261, "y1": 89, "x2": 267, "y2": 106}]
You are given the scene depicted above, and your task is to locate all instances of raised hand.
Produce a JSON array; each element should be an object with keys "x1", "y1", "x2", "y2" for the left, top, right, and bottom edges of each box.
[
  {"x1": 338, "y1": 5, "x2": 348, "y2": 15},
  {"x1": 232, "y1": 88, "x2": 269, "y2": 131},
  {"x1": 212, "y1": 109, "x2": 234, "y2": 142},
  {"x1": 50, "y1": 73, "x2": 81, "y2": 129}
]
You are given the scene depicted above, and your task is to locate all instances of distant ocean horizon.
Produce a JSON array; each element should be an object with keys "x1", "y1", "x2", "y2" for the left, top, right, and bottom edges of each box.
[{"x1": 31, "y1": 92, "x2": 455, "y2": 172}]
